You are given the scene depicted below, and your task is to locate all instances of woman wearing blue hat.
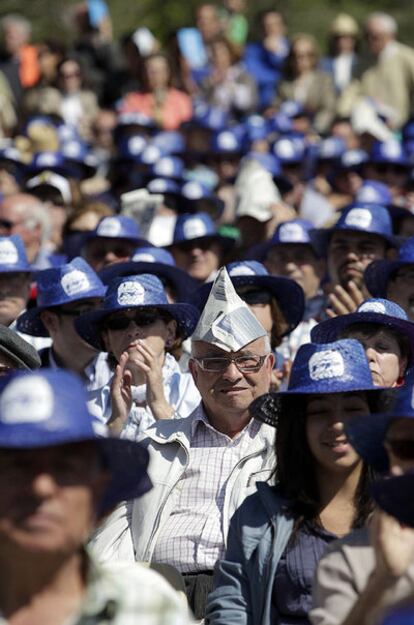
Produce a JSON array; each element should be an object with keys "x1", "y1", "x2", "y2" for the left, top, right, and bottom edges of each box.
[
  {"x1": 206, "y1": 338, "x2": 384, "y2": 625},
  {"x1": 75, "y1": 273, "x2": 201, "y2": 437},
  {"x1": 311, "y1": 298, "x2": 414, "y2": 388}
]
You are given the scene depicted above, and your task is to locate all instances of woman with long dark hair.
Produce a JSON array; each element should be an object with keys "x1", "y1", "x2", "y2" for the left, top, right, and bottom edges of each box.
[{"x1": 206, "y1": 338, "x2": 386, "y2": 625}]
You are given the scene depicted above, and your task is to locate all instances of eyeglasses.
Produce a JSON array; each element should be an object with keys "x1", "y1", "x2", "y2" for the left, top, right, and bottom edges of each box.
[
  {"x1": 384, "y1": 438, "x2": 414, "y2": 461},
  {"x1": 238, "y1": 289, "x2": 272, "y2": 306},
  {"x1": 103, "y1": 309, "x2": 167, "y2": 331},
  {"x1": 193, "y1": 353, "x2": 268, "y2": 373}
]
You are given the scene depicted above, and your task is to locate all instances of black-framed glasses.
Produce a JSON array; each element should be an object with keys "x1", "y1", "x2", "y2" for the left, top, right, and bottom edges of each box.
[
  {"x1": 193, "y1": 353, "x2": 268, "y2": 373},
  {"x1": 103, "y1": 308, "x2": 167, "y2": 331},
  {"x1": 385, "y1": 438, "x2": 414, "y2": 461}
]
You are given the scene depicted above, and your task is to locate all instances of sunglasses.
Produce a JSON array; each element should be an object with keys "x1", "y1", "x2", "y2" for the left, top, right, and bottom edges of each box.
[
  {"x1": 385, "y1": 438, "x2": 414, "y2": 461},
  {"x1": 238, "y1": 289, "x2": 272, "y2": 306},
  {"x1": 103, "y1": 309, "x2": 167, "y2": 331}
]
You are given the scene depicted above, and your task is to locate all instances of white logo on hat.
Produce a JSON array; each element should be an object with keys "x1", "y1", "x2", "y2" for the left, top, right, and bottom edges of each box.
[
  {"x1": 0, "y1": 377, "x2": 54, "y2": 424},
  {"x1": 358, "y1": 301, "x2": 386, "y2": 314},
  {"x1": 344, "y1": 208, "x2": 372, "y2": 229},
  {"x1": 128, "y1": 136, "x2": 146, "y2": 155},
  {"x1": 61, "y1": 269, "x2": 91, "y2": 296},
  {"x1": 141, "y1": 145, "x2": 160, "y2": 164},
  {"x1": 183, "y1": 182, "x2": 203, "y2": 200},
  {"x1": 132, "y1": 252, "x2": 156, "y2": 262},
  {"x1": 156, "y1": 158, "x2": 174, "y2": 177},
  {"x1": 382, "y1": 141, "x2": 401, "y2": 159},
  {"x1": 229, "y1": 265, "x2": 256, "y2": 276},
  {"x1": 275, "y1": 139, "x2": 295, "y2": 159},
  {"x1": 309, "y1": 350, "x2": 345, "y2": 381},
  {"x1": 36, "y1": 153, "x2": 57, "y2": 167},
  {"x1": 117, "y1": 281, "x2": 145, "y2": 306},
  {"x1": 97, "y1": 218, "x2": 122, "y2": 237},
  {"x1": 218, "y1": 131, "x2": 237, "y2": 151},
  {"x1": 279, "y1": 223, "x2": 307, "y2": 243},
  {"x1": 0, "y1": 240, "x2": 18, "y2": 265},
  {"x1": 183, "y1": 218, "x2": 207, "y2": 239},
  {"x1": 149, "y1": 179, "x2": 167, "y2": 193},
  {"x1": 63, "y1": 141, "x2": 80, "y2": 158}
]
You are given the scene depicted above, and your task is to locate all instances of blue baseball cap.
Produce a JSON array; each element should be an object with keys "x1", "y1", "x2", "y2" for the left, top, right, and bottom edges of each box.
[
  {"x1": 61, "y1": 140, "x2": 98, "y2": 179},
  {"x1": 28, "y1": 151, "x2": 77, "y2": 179},
  {"x1": 116, "y1": 134, "x2": 148, "y2": 162},
  {"x1": 98, "y1": 247, "x2": 198, "y2": 302},
  {"x1": 372, "y1": 471, "x2": 414, "y2": 528},
  {"x1": 243, "y1": 114, "x2": 270, "y2": 142},
  {"x1": 311, "y1": 298, "x2": 414, "y2": 366},
  {"x1": 169, "y1": 212, "x2": 235, "y2": 253},
  {"x1": 209, "y1": 129, "x2": 244, "y2": 155},
  {"x1": 0, "y1": 369, "x2": 151, "y2": 513},
  {"x1": 16, "y1": 257, "x2": 106, "y2": 337},
  {"x1": 193, "y1": 260, "x2": 305, "y2": 337},
  {"x1": 75, "y1": 273, "x2": 200, "y2": 350},
  {"x1": 84, "y1": 216, "x2": 148, "y2": 247},
  {"x1": 311, "y1": 203, "x2": 395, "y2": 254},
  {"x1": 334, "y1": 149, "x2": 369, "y2": 173},
  {"x1": 317, "y1": 137, "x2": 346, "y2": 162},
  {"x1": 146, "y1": 178, "x2": 181, "y2": 196},
  {"x1": 0, "y1": 235, "x2": 31, "y2": 273},
  {"x1": 364, "y1": 236, "x2": 414, "y2": 298},
  {"x1": 183, "y1": 104, "x2": 228, "y2": 131},
  {"x1": 116, "y1": 111, "x2": 157, "y2": 132}
]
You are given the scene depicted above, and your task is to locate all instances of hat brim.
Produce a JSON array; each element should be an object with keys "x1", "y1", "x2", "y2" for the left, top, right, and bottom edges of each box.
[
  {"x1": 84, "y1": 233, "x2": 149, "y2": 248},
  {"x1": 372, "y1": 473, "x2": 414, "y2": 527},
  {"x1": 0, "y1": 427, "x2": 152, "y2": 513},
  {"x1": 364, "y1": 259, "x2": 413, "y2": 298},
  {"x1": 345, "y1": 411, "x2": 390, "y2": 471},
  {"x1": 311, "y1": 312, "x2": 414, "y2": 366},
  {"x1": 193, "y1": 273, "x2": 304, "y2": 336},
  {"x1": 311, "y1": 227, "x2": 397, "y2": 256},
  {"x1": 98, "y1": 261, "x2": 198, "y2": 302},
  {"x1": 75, "y1": 301, "x2": 200, "y2": 350}
]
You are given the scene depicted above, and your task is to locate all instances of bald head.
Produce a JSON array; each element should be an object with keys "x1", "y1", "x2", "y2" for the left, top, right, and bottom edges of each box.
[{"x1": 0, "y1": 193, "x2": 50, "y2": 262}]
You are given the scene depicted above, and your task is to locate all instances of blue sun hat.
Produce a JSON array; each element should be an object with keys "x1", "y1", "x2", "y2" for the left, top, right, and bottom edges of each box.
[
  {"x1": 317, "y1": 137, "x2": 346, "y2": 163},
  {"x1": 311, "y1": 202, "x2": 395, "y2": 254},
  {"x1": 193, "y1": 260, "x2": 305, "y2": 336},
  {"x1": 272, "y1": 136, "x2": 306, "y2": 165},
  {"x1": 16, "y1": 257, "x2": 106, "y2": 337},
  {"x1": 0, "y1": 235, "x2": 31, "y2": 273},
  {"x1": 354, "y1": 180, "x2": 393, "y2": 206},
  {"x1": 262, "y1": 218, "x2": 323, "y2": 258},
  {"x1": 252, "y1": 338, "x2": 381, "y2": 426},
  {"x1": 84, "y1": 215, "x2": 148, "y2": 248},
  {"x1": 98, "y1": 247, "x2": 198, "y2": 302},
  {"x1": 180, "y1": 181, "x2": 225, "y2": 219},
  {"x1": 311, "y1": 298, "x2": 414, "y2": 366},
  {"x1": 364, "y1": 237, "x2": 414, "y2": 298},
  {"x1": 369, "y1": 140, "x2": 411, "y2": 169},
  {"x1": 169, "y1": 212, "x2": 235, "y2": 253},
  {"x1": 146, "y1": 177, "x2": 181, "y2": 197},
  {"x1": 28, "y1": 151, "x2": 78, "y2": 179},
  {"x1": 0, "y1": 368, "x2": 151, "y2": 513},
  {"x1": 61, "y1": 140, "x2": 98, "y2": 179},
  {"x1": 75, "y1": 273, "x2": 200, "y2": 350},
  {"x1": 116, "y1": 134, "x2": 148, "y2": 162},
  {"x1": 345, "y1": 374, "x2": 414, "y2": 473},
  {"x1": 372, "y1": 471, "x2": 414, "y2": 529},
  {"x1": 209, "y1": 129, "x2": 245, "y2": 155},
  {"x1": 151, "y1": 131, "x2": 185, "y2": 155},
  {"x1": 150, "y1": 155, "x2": 184, "y2": 181},
  {"x1": 333, "y1": 149, "x2": 369, "y2": 174}
]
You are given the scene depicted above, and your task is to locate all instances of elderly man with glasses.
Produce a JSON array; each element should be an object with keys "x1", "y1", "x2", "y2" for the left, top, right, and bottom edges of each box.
[{"x1": 91, "y1": 267, "x2": 276, "y2": 620}]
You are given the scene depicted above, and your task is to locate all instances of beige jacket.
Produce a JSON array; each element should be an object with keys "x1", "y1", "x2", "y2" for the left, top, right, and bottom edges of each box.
[{"x1": 310, "y1": 527, "x2": 414, "y2": 625}]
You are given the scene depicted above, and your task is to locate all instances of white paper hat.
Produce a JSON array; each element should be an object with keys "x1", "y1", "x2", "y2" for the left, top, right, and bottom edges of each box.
[{"x1": 192, "y1": 266, "x2": 267, "y2": 352}]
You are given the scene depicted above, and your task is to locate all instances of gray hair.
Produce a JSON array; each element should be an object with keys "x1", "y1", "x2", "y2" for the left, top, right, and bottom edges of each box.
[
  {"x1": 15, "y1": 199, "x2": 51, "y2": 245},
  {"x1": 0, "y1": 14, "x2": 31, "y2": 38},
  {"x1": 366, "y1": 12, "x2": 397, "y2": 36}
]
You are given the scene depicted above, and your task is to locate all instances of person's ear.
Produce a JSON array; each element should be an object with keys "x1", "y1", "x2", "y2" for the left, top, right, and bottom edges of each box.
[
  {"x1": 188, "y1": 357, "x2": 199, "y2": 384},
  {"x1": 40, "y1": 310, "x2": 60, "y2": 335}
]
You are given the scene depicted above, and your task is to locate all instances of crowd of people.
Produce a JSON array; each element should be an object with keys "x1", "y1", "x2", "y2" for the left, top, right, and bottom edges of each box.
[{"x1": 0, "y1": 2, "x2": 414, "y2": 625}]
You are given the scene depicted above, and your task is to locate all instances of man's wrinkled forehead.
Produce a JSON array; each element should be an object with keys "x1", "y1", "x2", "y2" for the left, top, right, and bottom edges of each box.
[{"x1": 192, "y1": 337, "x2": 266, "y2": 357}]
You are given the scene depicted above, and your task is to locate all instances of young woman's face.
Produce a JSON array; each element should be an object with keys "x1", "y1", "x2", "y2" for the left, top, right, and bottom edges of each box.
[
  {"x1": 344, "y1": 326, "x2": 406, "y2": 388},
  {"x1": 101, "y1": 308, "x2": 176, "y2": 363},
  {"x1": 306, "y1": 392, "x2": 369, "y2": 474}
]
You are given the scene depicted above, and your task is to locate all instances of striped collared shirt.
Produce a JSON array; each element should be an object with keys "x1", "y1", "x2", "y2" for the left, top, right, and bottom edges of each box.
[{"x1": 152, "y1": 408, "x2": 261, "y2": 573}]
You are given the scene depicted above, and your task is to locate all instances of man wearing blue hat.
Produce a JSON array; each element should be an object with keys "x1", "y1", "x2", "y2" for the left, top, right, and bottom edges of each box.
[
  {"x1": 91, "y1": 267, "x2": 276, "y2": 619},
  {"x1": 318, "y1": 202, "x2": 395, "y2": 317},
  {"x1": 82, "y1": 215, "x2": 147, "y2": 273},
  {"x1": 16, "y1": 258, "x2": 110, "y2": 388},
  {"x1": 0, "y1": 368, "x2": 190, "y2": 624}
]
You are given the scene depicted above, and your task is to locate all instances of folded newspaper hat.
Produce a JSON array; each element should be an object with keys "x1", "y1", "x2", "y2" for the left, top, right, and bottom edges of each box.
[{"x1": 192, "y1": 266, "x2": 267, "y2": 352}]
